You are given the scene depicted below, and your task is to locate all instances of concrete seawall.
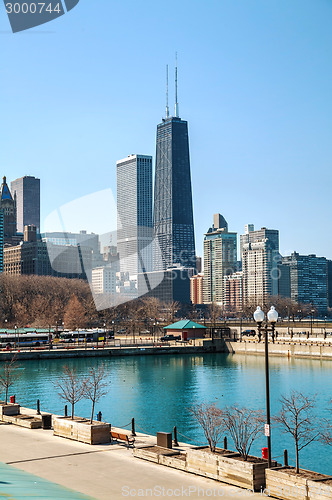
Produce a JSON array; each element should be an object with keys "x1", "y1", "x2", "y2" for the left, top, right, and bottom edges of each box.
[
  {"x1": 1, "y1": 339, "x2": 332, "y2": 361},
  {"x1": 225, "y1": 340, "x2": 332, "y2": 360},
  {"x1": 0, "y1": 344, "x2": 219, "y2": 361}
]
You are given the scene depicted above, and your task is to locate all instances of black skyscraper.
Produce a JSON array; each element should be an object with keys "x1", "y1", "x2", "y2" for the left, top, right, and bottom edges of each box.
[
  {"x1": 153, "y1": 114, "x2": 196, "y2": 271},
  {"x1": 11, "y1": 176, "x2": 40, "y2": 233}
]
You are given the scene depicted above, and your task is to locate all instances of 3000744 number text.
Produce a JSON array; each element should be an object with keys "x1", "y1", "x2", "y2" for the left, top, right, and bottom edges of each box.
[{"x1": 5, "y1": 3, "x2": 62, "y2": 14}]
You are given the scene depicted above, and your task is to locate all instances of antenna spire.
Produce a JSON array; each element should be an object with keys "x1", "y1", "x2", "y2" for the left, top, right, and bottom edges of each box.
[
  {"x1": 166, "y1": 64, "x2": 169, "y2": 118},
  {"x1": 175, "y1": 52, "x2": 179, "y2": 117}
]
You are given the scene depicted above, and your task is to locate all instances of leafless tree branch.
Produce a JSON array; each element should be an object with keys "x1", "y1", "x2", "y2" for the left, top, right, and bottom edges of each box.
[
  {"x1": 222, "y1": 406, "x2": 265, "y2": 460},
  {"x1": 189, "y1": 402, "x2": 225, "y2": 453},
  {"x1": 274, "y1": 391, "x2": 318, "y2": 473}
]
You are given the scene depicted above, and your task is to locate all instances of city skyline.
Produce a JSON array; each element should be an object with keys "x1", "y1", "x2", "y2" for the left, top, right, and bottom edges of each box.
[
  {"x1": 2, "y1": 168, "x2": 332, "y2": 266},
  {"x1": 1, "y1": 1, "x2": 332, "y2": 259}
]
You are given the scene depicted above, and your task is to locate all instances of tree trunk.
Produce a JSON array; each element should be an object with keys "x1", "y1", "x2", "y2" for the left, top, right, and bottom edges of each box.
[
  {"x1": 90, "y1": 400, "x2": 95, "y2": 424},
  {"x1": 5, "y1": 386, "x2": 8, "y2": 405},
  {"x1": 295, "y1": 440, "x2": 299, "y2": 474},
  {"x1": 71, "y1": 403, "x2": 74, "y2": 419}
]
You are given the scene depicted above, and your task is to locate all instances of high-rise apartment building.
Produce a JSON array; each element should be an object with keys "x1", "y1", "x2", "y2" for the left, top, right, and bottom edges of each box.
[
  {"x1": 11, "y1": 176, "x2": 40, "y2": 233},
  {"x1": 240, "y1": 224, "x2": 279, "y2": 260},
  {"x1": 282, "y1": 252, "x2": 328, "y2": 314},
  {"x1": 117, "y1": 154, "x2": 153, "y2": 277},
  {"x1": 203, "y1": 214, "x2": 237, "y2": 305},
  {"x1": 153, "y1": 111, "x2": 195, "y2": 271},
  {"x1": 328, "y1": 260, "x2": 332, "y2": 310},
  {"x1": 190, "y1": 273, "x2": 204, "y2": 305},
  {"x1": 223, "y1": 271, "x2": 243, "y2": 311},
  {"x1": 241, "y1": 225, "x2": 280, "y2": 306}
]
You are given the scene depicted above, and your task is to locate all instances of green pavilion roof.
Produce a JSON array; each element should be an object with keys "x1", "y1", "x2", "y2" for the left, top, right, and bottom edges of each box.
[{"x1": 164, "y1": 320, "x2": 206, "y2": 330}]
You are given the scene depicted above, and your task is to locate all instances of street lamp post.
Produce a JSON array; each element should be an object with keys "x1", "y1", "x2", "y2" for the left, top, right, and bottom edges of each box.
[
  {"x1": 310, "y1": 309, "x2": 315, "y2": 338},
  {"x1": 240, "y1": 315, "x2": 242, "y2": 341},
  {"x1": 254, "y1": 305, "x2": 278, "y2": 469},
  {"x1": 14, "y1": 325, "x2": 19, "y2": 350}
]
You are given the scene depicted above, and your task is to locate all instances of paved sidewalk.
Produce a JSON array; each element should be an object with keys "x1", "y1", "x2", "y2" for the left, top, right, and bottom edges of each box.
[
  {"x1": 0, "y1": 422, "x2": 264, "y2": 500},
  {"x1": 0, "y1": 460, "x2": 92, "y2": 499}
]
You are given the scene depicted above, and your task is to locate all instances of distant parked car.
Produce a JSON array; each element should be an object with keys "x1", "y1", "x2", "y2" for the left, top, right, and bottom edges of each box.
[
  {"x1": 140, "y1": 330, "x2": 150, "y2": 334},
  {"x1": 160, "y1": 334, "x2": 181, "y2": 342},
  {"x1": 241, "y1": 329, "x2": 256, "y2": 337},
  {"x1": 117, "y1": 329, "x2": 126, "y2": 334}
]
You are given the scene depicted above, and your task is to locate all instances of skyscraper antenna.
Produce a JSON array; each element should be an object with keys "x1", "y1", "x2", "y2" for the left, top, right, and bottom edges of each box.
[
  {"x1": 175, "y1": 52, "x2": 179, "y2": 117},
  {"x1": 166, "y1": 64, "x2": 169, "y2": 119}
]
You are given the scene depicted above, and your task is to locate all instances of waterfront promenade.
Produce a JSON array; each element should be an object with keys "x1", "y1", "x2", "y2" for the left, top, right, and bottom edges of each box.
[
  {"x1": 1, "y1": 336, "x2": 332, "y2": 361},
  {"x1": 0, "y1": 415, "x2": 264, "y2": 500}
]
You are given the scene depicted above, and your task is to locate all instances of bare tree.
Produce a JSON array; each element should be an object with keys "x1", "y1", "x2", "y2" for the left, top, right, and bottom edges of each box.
[
  {"x1": 223, "y1": 406, "x2": 265, "y2": 460},
  {"x1": 274, "y1": 391, "x2": 318, "y2": 473},
  {"x1": 189, "y1": 402, "x2": 225, "y2": 452},
  {"x1": 208, "y1": 302, "x2": 222, "y2": 326},
  {"x1": 0, "y1": 274, "x2": 94, "y2": 328},
  {"x1": 320, "y1": 422, "x2": 332, "y2": 446},
  {"x1": 319, "y1": 399, "x2": 332, "y2": 446},
  {"x1": 55, "y1": 366, "x2": 87, "y2": 419},
  {"x1": 85, "y1": 364, "x2": 110, "y2": 424},
  {"x1": 0, "y1": 355, "x2": 21, "y2": 404},
  {"x1": 64, "y1": 295, "x2": 87, "y2": 330},
  {"x1": 164, "y1": 301, "x2": 180, "y2": 323}
]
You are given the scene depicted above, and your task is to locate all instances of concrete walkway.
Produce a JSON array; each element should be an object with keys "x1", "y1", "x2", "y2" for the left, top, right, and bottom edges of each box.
[
  {"x1": 0, "y1": 421, "x2": 264, "y2": 500},
  {"x1": 0, "y1": 459, "x2": 92, "y2": 499}
]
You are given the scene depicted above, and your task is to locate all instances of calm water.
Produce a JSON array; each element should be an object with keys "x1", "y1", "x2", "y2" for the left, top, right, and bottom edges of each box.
[{"x1": 11, "y1": 353, "x2": 332, "y2": 475}]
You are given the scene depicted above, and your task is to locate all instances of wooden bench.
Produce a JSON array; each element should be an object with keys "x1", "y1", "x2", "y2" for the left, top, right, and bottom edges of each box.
[{"x1": 111, "y1": 430, "x2": 135, "y2": 447}]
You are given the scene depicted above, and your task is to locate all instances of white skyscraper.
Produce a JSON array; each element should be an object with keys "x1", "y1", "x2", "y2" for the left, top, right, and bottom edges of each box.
[
  {"x1": 241, "y1": 226, "x2": 280, "y2": 306},
  {"x1": 203, "y1": 214, "x2": 237, "y2": 305},
  {"x1": 116, "y1": 154, "x2": 153, "y2": 278}
]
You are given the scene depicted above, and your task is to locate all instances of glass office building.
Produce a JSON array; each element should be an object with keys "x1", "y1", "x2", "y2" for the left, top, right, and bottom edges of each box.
[
  {"x1": 117, "y1": 154, "x2": 153, "y2": 277},
  {"x1": 11, "y1": 176, "x2": 40, "y2": 233},
  {"x1": 153, "y1": 116, "x2": 195, "y2": 271}
]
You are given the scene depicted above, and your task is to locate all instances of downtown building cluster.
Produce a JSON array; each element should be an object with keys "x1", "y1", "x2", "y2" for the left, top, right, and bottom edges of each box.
[
  {"x1": 0, "y1": 68, "x2": 197, "y2": 305},
  {"x1": 0, "y1": 175, "x2": 98, "y2": 280},
  {"x1": 190, "y1": 216, "x2": 332, "y2": 316},
  {"x1": 1, "y1": 71, "x2": 331, "y2": 314}
]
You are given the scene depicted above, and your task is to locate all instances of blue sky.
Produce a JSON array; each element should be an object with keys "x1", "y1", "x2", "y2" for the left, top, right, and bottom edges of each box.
[{"x1": 1, "y1": 0, "x2": 332, "y2": 259}]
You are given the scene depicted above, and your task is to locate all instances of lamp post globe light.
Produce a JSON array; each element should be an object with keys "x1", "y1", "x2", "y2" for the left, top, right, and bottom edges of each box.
[
  {"x1": 254, "y1": 305, "x2": 279, "y2": 469},
  {"x1": 253, "y1": 306, "x2": 265, "y2": 323}
]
